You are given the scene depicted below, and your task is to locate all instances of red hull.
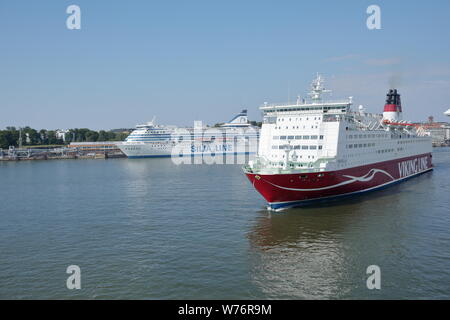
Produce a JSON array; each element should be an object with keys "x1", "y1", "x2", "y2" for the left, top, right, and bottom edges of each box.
[{"x1": 245, "y1": 153, "x2": 433, "y2": 210}]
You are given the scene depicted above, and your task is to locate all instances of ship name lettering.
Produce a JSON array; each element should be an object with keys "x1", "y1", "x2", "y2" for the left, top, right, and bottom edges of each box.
[{"x1": 398, "y1": 156, "x2": 428, "y2": 178}]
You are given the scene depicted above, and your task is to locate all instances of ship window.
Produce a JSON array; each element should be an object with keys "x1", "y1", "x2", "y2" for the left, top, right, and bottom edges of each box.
[
  {"x1": 311, "y1": 135, "x2": 318, "y2": 139},
  {"x1": 318, "y1": 146, "x2": 323, "y2": 150},
  {"x1": 295, "y1": 136, "x2": 301, "y2": 139},
  {"x1": 288, "y1": 136, "x2": 294, "y2": 140},
  {"x1": 319, "y1": 135, "x2": 324, "y2": 140},
  {"x1": 303, "y1": 135, "x2": 310, "y2": 139},
  {"x1": 302, "y1": 146, "x2": 308, "y2": 150},
  {"x1": 309, "y1": 146, "x2": 317, "y2": 150},
  {"x1": 294, "y1": 145, "x2": 301, "y2": 149},
  {"x1": 280, "y1": 136, "x2": 287, "y2": 140},
  {"x1": 349, "y1": 144, "x2": 353, "y2": 149}
]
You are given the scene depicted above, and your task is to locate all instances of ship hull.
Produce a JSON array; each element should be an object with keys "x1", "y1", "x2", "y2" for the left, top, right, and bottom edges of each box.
[
  {"x1": 118, "y1": 141, "x2": 257, "y2": 158},
  {"x1": 245, "y1": 153, "x2": 433, "y2": 210}
]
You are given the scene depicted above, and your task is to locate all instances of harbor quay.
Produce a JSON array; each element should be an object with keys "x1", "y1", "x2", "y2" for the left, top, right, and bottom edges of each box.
[{"x1": 0, "y1": 142, "x2": 125, "y2": 161}]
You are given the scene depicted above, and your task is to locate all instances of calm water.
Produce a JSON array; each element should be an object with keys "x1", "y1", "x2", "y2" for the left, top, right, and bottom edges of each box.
[{"x1": 1, "y1": 148, "x2": 450, "y2": 299}]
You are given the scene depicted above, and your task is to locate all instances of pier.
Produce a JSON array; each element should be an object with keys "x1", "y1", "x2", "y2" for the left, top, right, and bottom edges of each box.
[{"x1": 0, "y1": 142, "x2": 125, "y2": 161}]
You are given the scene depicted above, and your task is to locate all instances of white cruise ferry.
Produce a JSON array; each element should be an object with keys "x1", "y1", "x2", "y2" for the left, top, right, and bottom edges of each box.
[
  {"x1": 243, "y1": 75, "x2": 433, "y2": 210},
  {"x1": 118, "y1": 110, "x2": 260, "y2": 158}
]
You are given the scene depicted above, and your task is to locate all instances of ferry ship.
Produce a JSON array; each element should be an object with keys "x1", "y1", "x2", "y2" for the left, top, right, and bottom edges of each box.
[
  {"x1": 118, "y1": 110, "x2": 259, "y2": 158},
  {"x1": 243, "y1": 75, "x2": 433, "y2": 210}
]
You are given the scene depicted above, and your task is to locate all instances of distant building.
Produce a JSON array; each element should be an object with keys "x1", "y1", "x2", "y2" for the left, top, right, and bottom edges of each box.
[
  {"x1": 56, "y1": 129, "x2": 70, "y2": 142},
  {"x1": 68, "y1": 141, "x2": 123, "y2": 153},
  {"x1": 415, "y1": 118, "x2": 450, "y2": 147}
]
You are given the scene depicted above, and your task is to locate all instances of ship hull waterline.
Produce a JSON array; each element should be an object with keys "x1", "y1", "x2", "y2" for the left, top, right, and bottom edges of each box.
[{"x1": 245, "y1": 153, "x2": 433, "y2": 210}]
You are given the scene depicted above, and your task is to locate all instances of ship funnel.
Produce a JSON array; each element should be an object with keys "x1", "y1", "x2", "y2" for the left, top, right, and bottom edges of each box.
[{"x1": 383, "y1": 88, "x2": 402, "y2": 123}]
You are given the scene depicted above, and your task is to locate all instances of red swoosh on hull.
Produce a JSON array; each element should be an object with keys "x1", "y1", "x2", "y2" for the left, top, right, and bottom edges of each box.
[{"x1": 245, "y1": 153, "x2": 432, "y2": 204}]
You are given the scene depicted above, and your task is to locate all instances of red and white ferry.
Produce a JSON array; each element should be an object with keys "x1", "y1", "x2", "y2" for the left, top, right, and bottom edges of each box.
[{"x1": 243, "y1": 75, "x2": 433, "y2": 210}]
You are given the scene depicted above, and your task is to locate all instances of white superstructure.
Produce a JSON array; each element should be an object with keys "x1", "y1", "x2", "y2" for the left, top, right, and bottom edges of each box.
[
  {"x1": 247, "y1": 75, "x2": 432, "y2": 174},
  {"x1": 118, "y1": 110, "x2": 260, "y2": 158}
]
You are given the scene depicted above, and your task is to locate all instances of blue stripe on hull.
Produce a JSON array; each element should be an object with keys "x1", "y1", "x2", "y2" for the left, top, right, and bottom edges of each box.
[
  {"x1": 268, "y1": 168, "x2": 433, "y2": 211},
  {"x1": 128, "y1": 155, "x2": 172, "y2": 158},
  {"x1": 127, "y1": 152, "x2": 254, "y2": 159}
]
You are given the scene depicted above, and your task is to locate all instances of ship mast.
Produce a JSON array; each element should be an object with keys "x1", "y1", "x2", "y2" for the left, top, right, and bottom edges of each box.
[{"x1": 308, "y1": 74, "x2": 331, "y2": 102}]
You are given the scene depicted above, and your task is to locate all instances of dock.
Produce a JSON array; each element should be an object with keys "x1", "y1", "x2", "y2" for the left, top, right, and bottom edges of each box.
[{"x1": 0, "y1": 142, "x2": 126, "y2": 161}]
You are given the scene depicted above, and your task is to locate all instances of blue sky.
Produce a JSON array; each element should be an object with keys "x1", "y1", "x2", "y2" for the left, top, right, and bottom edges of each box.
[{"x1": 1, "y1": 0, "x2": 450, "y2": 130}]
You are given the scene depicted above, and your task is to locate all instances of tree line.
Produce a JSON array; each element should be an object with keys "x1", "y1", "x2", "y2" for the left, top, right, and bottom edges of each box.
[{"x1": 0, "y1": 127, "x2": 130, "y2": 149}]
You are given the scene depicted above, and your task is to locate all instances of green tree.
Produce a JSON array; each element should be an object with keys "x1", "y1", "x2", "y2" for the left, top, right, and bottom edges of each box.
[{"x1": 0, "y1": 131, "x2": 15, "y2": 149}]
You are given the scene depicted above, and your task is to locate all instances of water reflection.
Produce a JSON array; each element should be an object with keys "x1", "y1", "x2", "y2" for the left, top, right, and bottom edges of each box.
[{"x1": 247, "y1": 182, "x2": 434, "y2": 299}]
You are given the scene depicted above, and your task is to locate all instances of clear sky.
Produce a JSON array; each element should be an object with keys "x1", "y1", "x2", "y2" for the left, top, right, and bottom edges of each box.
[{"x1": 1, "y1": 0, "x2": 450, "y2": 130}]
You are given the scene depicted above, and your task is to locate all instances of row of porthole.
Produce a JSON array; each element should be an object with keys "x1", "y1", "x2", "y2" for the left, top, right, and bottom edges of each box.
[
  {"x1": 278, "y1": 116, "x2": 321, "y2": 122},
  {"x1": 274, "y1": 125, "x2": 319, "y2": 129}
]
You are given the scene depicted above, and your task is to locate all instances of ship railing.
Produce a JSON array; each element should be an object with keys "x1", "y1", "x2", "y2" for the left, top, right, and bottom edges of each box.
[
  {"x1": 348, "y1": 111, "x2": 383, "y2": 119},
  {"x1": 261, "y1": 99, "x2": 351, "y2": 108}
]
